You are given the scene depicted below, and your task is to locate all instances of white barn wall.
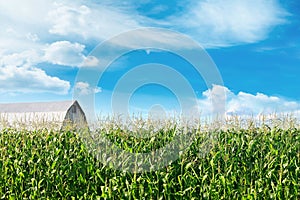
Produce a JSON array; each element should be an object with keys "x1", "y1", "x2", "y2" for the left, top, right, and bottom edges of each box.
[{"x1": 0, "y1": 101, "x2": 88, "y2": 130}]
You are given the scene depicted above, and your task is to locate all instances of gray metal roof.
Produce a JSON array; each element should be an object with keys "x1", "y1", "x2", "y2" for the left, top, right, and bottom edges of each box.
[{"x1": 0, "y1": 100, "x2": 76, "y2": 113}]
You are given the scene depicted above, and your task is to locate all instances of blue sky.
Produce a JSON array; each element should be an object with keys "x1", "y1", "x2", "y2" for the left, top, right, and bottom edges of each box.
[{"x1": 0, "y1": 0, "x2": 300, "y2": 118}]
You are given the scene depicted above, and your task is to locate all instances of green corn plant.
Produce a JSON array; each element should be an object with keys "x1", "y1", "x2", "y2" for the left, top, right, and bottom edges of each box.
[{"x1": 0, "y1": 116, "x2": 299, "y2": 199}]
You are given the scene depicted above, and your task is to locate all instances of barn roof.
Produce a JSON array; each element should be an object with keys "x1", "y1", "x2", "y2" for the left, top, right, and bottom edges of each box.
[
  {"x1": 0, "y1": 100, "x2": 76, "y2": 113},
  {"x1": 0, "y1": 100, "x2": 87, "y2": 130}
]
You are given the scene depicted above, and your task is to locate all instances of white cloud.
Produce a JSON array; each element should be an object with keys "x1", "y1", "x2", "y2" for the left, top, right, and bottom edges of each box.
[
  {"x1": 172, "y1": 0, "x2": 288, "y2": 47},
  {"x1": 80, "y1": 56, "x2": 100, "y2": 67},
  {"x1": 198, "y1": 85, "x2": 300, "y2": 117},
  {"x1": 0, "y1": 0, "x2": 52, "y2": 52},
  {"x1": 0, "y1": 64, "x2": 70, "y2": 94},
  {"x1": 0, "y1": 49, "x2": 70, "y2": 94},
  {"x1": 108, "y1": 28, "x2": 201, "y2": 50},
  {"x1": 1, "y1": 41, "x2": 93, "y2": 68},
  {"x1": 44, "y1": 41, "x2": 86, "y2": 67},
  {"x1": 226, "y1": 92, "x2": 299, "y2": 116},
  {"x1": 0, "y1": 39, "x2": 95, "y2": 95},
  {"x1": 26, "y1": 33, "x2": 40, "y2": 42},
  {"x1": 0, "y1": 0, "x2": 291, "y2": 96},
  {"x1": 45, "y1": 0, "x2": 289, "y2": 48},
  {"x1": 74, "y1": 82, "x2": 102, "y2": 96},
  {"x1": 0, "y1": 50, "x2": 41, "y2": 67},
  {"x1": 0, "y1": 0, "x2": 289, "y2": 52},
  {"x1": 200, "y1": 84, "x2": 228, "y2": 115},
  {"x1": 0, "y1": 0, "x2": 52, "y2": 24},
  {"x1": 47, "y1": 2, "x2": 141, "y2": 40}
]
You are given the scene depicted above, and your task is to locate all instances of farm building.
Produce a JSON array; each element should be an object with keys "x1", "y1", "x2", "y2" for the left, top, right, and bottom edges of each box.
[{"x1": 0, "y1": 100, "x2": 88, "y2": 130}]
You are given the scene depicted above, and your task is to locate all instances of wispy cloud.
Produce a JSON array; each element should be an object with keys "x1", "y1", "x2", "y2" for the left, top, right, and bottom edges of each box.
[
  {"x1": 47, "y1": 2, "x2": 141, "y2": 41},
  {"x1": 170, "y1": 0, "x2": 289, "y2": 47},
  {"x1": 0, "y1": 0, "x2": 291, "y2": 96},
  {"x1": 1, "y1": 0, "x2": 287, "y2": 49}
]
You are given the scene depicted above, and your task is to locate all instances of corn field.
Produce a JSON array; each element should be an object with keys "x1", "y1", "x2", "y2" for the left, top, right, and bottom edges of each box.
[{"x1": 0, "y1": 119, "x2": 299, "y2": 199}]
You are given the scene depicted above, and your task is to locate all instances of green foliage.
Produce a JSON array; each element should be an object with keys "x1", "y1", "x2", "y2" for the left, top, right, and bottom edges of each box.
[{"x1": 0, "y1": 126, "x2": 299, "y2": 199}]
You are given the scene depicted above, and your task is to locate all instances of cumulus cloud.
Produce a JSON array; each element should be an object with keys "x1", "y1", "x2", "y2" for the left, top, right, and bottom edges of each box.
[
  {"x1": 0, "y1": 50, "x2": 41, "y2": 66},
  {"x1": 74, "y1": 82, "x2": 102, "y2": 96},
  {"x1": 0, "y1": 41, "x2": 95, "y2": 95},
  {"x1": 1, "y1": 41, "x2": 95, "y2": 68},
  {"x1": 198, "y1": 85, "x2": 300, "y2": 117},
  {"x1": 193, "y1": 85, "x2": 228, "y2": 117},
  {"x1": 0, "y1": 50, "x2": 70, "y2": 94},
  {"x1": 44, "y1": 41, "x2": 86, "y2": 67},
  {"x1": 0, "y1": 64, "x2": 70, "y2": 94},
  {"x1": 80, "y1": 56, "x2": 100, "y2": 67},
  {"x1": 0, "y1": 0, "x2": 291, "y2": 96},
  {"x1": 226, "y1": 92, "x2": 299, "y2": 116}
]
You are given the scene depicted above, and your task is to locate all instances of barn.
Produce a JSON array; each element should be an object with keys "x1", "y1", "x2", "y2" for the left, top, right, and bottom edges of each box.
[{"x1": 0, "y1": 100, "x2": 88, "y2": 130}]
